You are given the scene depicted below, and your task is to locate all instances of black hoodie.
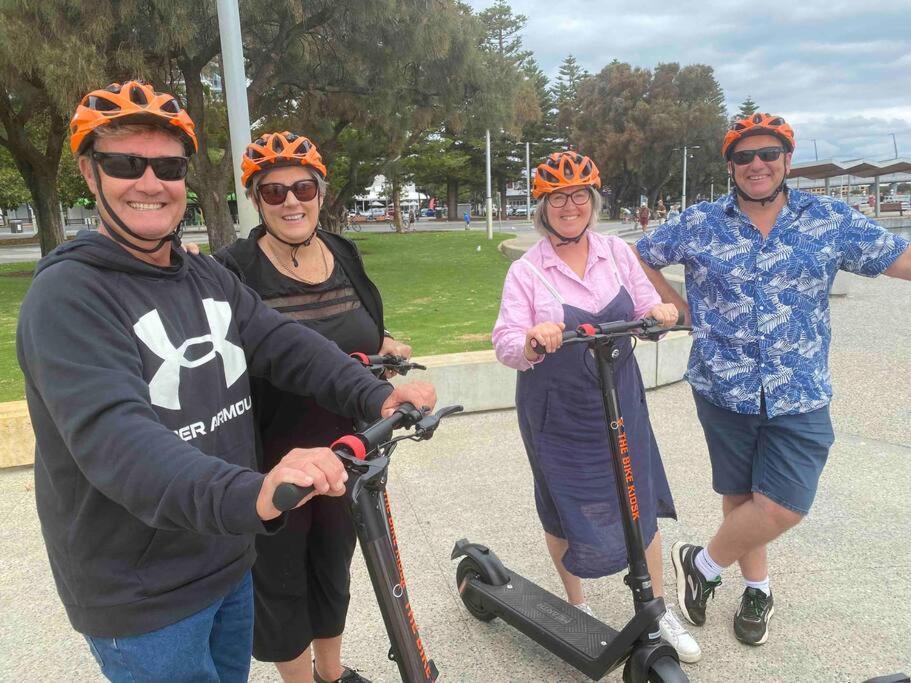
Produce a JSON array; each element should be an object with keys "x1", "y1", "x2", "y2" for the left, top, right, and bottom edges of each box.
[{"x1": 16, "y1": 231, "x2": 393, "y2": 638}]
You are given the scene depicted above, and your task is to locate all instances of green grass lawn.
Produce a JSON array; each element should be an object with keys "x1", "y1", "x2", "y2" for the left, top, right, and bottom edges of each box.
[{"x1": 0, "y1": 231, "x2": 514, "y2": 402}]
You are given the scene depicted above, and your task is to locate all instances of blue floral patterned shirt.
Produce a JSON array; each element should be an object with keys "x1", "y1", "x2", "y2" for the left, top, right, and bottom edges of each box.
[{"x1": 636, "y1": 188, "x2": 909, "y2": 417}]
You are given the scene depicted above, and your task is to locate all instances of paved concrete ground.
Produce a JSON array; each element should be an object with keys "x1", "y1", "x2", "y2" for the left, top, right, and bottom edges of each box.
[{"x1": 1, "y1": 271, "x2": 909, "y2": 682}]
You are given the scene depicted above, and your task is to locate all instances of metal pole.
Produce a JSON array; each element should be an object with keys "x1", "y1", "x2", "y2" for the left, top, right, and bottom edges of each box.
[
  {"x1": 525, "y1": 141, "x2": 531, "y2": 220},
  {"x1": 681, "y1": 146, "x2": 688, "y2": 210},
  {"x1": 217, "y1": 0, "x2": 258, "y2": 237},
  {"x1": 710, "y1": 182, "x2": 714, "y2": 202},
  {"x1": 812, "y1": 139, "x2": 819, "y2": 161},
  {"x1": 485, "y1": 129, "x2": 493, "y2": 239},
  {"x1": 891, "y1": 133, "x2": 898, "y2": 159},
  {"x1": 874, "y1": 176, "x2": 881, "y2": 217}
]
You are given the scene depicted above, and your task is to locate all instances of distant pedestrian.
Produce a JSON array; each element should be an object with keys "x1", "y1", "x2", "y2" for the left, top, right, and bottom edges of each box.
[
  {"x1": 408, "y1": 210, "x2": 416, "y2": 231},
  {"x1": 638, "y1": 203, "x2": 650, "y2": 232},
  {"x1": 464, "y1": 210, "x2": 471, "y2": 230},
  {"x1": 656, "y1": 199, "x2": 667, "y2": 224}
]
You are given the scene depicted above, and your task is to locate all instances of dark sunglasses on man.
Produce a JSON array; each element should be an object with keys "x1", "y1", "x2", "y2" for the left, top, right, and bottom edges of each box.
[
  {"x1": 730, "y1": 147, "x2": 786, "y2": 166},
  {"x1": 257, "y1": 180, "x2": 319, "y2": 206},
  {"x1": 92, "y1": 152, "x2": 189, "y2": 181}
]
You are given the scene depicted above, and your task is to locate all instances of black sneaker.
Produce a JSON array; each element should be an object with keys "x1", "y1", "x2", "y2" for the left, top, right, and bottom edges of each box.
[
  {"x1": 671, "y1": 541, "x2": 722, "y2": 626},
  {"x1": 734, "y1": 587, "x2": 775, "y2": 645},
  {"x1": 313, "y1": 665, "x2": 373, "y2": 683}
]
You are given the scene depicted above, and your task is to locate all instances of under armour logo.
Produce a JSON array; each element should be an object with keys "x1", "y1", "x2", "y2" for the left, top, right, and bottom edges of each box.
[{"x1": 134, "y1": 299, "x2": 246, "y2": 410}]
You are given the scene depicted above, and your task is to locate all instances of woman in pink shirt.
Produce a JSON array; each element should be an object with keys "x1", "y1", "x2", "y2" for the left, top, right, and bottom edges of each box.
[{"x1": 492, "y1": 152, "x2": 700, "y2": 663}]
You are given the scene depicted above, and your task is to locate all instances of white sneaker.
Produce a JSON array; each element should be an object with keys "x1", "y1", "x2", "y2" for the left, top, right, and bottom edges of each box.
[
  {"x1": 659, "y1": 607, "x2": 702, "y2": 663},
  {"x1": 573, "y1": 602, "x2": 595, "y2": 617}
]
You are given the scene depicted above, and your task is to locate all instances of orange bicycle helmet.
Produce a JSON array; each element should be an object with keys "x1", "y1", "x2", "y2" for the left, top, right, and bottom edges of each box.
[
  {"x1": 532, "y1": 151, "x2": 601, "y2": 199},
  {"x1": 240, "y1": 132, "x2": 327, "y2": 187},
  {"x1": 722, "y1": 113, "x2": 795, "y2": 159},
  {"x1": 69, "y1": 80, "x2": 197, "y2": 156}
]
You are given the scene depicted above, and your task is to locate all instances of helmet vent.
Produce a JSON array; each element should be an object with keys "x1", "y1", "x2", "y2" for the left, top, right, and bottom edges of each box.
[{"x1": 130, "y1": 85, "x2": 149, "y2": 106}]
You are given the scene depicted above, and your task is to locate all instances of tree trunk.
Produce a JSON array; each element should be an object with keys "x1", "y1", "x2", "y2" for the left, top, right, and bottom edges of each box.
[
  {"x1": 28, "y1": 172, "x2": 65, "y2": 256},
  {"x1": 391, "y1": 174, "x2": 403, "y2": 232},
  {"x1": 196, "y1": 184, "x2": 237, "y2": 253},
  {"x1": 447, "y1": 178, "x2": 459, "y2": 220},
  {"x1": 180, "y1": 60, "x2": 236, "y2": 252}
]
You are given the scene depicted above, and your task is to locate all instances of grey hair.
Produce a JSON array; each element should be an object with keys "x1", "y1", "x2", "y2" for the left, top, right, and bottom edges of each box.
[
  {"x1": 532, "y1": 186, "x2": 602, "y2": 236},
  {"x1": 247, "y1": 165, "x2": 328, "y2": 203}
]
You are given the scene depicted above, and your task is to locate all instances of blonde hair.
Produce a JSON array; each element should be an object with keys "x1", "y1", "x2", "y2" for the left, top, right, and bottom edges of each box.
[{"x1": 83, "y1": 123, "x2": 185, "y2": 157}]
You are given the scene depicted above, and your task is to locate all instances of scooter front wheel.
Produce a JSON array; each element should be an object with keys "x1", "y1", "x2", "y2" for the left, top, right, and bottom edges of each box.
[
  {"x1": 456, "y1": 557, "x2": 497, "y2": 622},
  {"x1": 623, "y1": 655, "x2": 689, "y2": 683}
]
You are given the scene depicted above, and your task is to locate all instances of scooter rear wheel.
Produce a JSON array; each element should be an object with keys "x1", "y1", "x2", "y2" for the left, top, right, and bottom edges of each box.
[{"x1": 456, "y1": 557, "x2": 497, "y2": 622}]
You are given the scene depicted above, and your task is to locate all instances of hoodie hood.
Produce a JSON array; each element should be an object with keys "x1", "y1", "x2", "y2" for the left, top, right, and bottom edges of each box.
[{"x1": 35, "y1": 230, "x2": 187, "y2": 279}]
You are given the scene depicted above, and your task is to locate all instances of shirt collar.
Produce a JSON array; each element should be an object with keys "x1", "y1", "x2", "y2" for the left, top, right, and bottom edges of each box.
[
  {"x1": 721, "y1": 184, "x2": 814, "y2": 220},
  {"x1": 539, "y1": 230, "x2": 608, "y2": 271}
]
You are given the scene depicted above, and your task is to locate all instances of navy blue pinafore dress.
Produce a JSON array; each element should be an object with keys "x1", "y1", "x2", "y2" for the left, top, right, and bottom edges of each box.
[{"x1": 515, "y1": 260, "x2": 677, "y2": 578}]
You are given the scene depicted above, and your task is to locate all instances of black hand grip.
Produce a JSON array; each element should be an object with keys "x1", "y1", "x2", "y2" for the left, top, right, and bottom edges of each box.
[
  {"x1": 273, "y1": 482, "x2": 315, "y2": 512},
  {"x1": 676, "y1": 311, "x2": 686, "y2": 326}
]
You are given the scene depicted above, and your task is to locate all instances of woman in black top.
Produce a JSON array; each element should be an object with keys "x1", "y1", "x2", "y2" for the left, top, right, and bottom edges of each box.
[{"x1": 215, "y1": 132, "x2": 410, "y2": 683}]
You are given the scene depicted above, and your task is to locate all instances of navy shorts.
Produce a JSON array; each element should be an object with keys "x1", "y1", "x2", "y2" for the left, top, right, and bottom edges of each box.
[{"x1": 692, "y1": 389, "x2": 835, "y2": 514}]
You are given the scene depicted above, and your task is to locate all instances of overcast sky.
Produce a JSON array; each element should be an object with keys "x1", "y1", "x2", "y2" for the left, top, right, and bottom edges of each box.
[{"x1": 465, "y1": 0, "x2": 911, "y2": 162}]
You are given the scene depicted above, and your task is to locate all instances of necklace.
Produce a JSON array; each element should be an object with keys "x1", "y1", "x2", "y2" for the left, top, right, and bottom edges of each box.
[{"x1": 262, "y1": 235, "x2": 331, "y2": 285}]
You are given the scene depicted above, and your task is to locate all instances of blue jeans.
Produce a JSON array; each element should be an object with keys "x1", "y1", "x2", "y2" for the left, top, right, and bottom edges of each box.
[{"x1": 85, "y1": 571, "x2": 253, "y2": 683}]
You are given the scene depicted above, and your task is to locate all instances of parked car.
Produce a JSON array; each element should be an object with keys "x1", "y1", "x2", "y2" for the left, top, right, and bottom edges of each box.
[
  {"x1": 513, "y1": 204, "x2": 535, "y2": 217},
  {"x1": 421, "y1": 208, "x2": 436, "y2": 218}
]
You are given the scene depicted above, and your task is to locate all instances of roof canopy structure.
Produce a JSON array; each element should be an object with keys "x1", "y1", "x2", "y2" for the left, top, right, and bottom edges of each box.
[{"x1": 789, "y1": 158, "x2": 911, "y2": 180}]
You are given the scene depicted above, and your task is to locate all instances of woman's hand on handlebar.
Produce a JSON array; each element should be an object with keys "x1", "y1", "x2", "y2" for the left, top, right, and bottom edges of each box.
[
  {"x1": 378, "y1": 337, "x2": 413, "y2": 377},
  {"x1": 256, "y1": 447, "x2": 348, "y2": 521},
  {"x1": 647, "y1": 303, "x2": 678, "y2": 328},
  {"x1": 524, "y1": 322, "x2": 565, "y2": 360},
  {"x1": 380, "y1": 381, "x2": 436, "y2": 418}
]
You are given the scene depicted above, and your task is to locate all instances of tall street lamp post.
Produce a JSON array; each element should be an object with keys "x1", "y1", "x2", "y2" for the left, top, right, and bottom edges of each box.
[{"x1": 673, "y1": 145, "x2": 701, "y2": 210}]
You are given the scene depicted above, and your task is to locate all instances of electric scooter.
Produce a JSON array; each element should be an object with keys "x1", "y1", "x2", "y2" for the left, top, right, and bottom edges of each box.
[
  {"x1": 274, "y1": 399, "x2": 463, "y2": 683},
  {"x1": 452, "y1": 316, "x2": 691, "y2": 682}
]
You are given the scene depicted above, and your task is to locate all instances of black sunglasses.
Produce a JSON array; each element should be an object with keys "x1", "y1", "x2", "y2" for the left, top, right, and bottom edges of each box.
[
  {"x1": 257, "y1": 180, "x2": 319, "y2": 206},
  {"x1": 730, "y1": 147, "x2": 785, "y2": 165},
  {"x1": 92, "y1": 152, "x2": 189, "y2": 181}
]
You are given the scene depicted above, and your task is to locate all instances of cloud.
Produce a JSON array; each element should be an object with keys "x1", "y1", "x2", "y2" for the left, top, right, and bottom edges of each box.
[{"x1": 464, "y1": 0, "x2": 911, "y2": 159}]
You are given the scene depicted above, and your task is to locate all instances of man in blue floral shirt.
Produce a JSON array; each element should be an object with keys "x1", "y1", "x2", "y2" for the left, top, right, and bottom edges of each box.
[{"x1": 636, "y1": 113, "x2": 911, "y2": 646}]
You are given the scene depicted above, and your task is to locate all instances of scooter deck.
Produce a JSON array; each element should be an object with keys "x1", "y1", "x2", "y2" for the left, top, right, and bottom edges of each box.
[{"x1": 475, "y1": 570, "x2": 620, "y2": 660}]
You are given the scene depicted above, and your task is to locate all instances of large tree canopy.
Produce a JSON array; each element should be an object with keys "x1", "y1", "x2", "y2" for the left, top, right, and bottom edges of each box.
[{"x1": 574, "y1": 61, "x2": 729, "y2": 214}]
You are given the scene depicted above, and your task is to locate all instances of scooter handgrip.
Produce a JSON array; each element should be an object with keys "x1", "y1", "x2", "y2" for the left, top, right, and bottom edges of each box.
[
  {"x1": 273, "y1": 482, "x2": 315, "y2": 512},
  {"x1": 676, "y1": 311, "x2": 686, "y2": 326}
]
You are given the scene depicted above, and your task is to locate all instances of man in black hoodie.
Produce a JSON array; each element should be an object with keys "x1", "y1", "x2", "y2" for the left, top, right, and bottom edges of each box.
[{"x1": 16, "y1": 81, "x2": 435, "y2": 683}]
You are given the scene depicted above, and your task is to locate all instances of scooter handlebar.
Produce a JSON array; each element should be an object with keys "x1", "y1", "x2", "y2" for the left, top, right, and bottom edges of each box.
[
  {"x1": 530, "y1": 313, "x2": 687, "y2": 354},
  {"x1": 271, "y1": 402, "x2": 462, "y2": 512}
]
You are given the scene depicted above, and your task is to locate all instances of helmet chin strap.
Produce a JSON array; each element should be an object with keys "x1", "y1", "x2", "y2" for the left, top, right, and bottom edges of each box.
[
  {"x1": 91, "y1": 158, "x2": 181, "y2": 254},
  {"x1": 541, "y1": 206, "x2": 587, "y2": 248},
  {"x1": 256, "y1": 190, "x2": 321, "y2": 267},
  {"x1": 729, "y1": 162, "x2": 788, "y2": 207}
]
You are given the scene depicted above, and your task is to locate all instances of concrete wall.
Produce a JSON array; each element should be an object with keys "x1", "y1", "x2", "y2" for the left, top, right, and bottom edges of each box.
[
  {"x1": 0, "y1": 401, "x2": 34, "y2": 469},
  {"x1": 0, "y1": 334, "x2": 692, "y2": 469},
  {"x1": 389, "y1": 332, "x2": 692, "y2": 413}
]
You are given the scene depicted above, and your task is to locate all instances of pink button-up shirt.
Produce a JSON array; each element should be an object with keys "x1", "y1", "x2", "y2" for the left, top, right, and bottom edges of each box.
[{"x1": 492, "y1": 232, "x2": 662, "y2": 371}]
